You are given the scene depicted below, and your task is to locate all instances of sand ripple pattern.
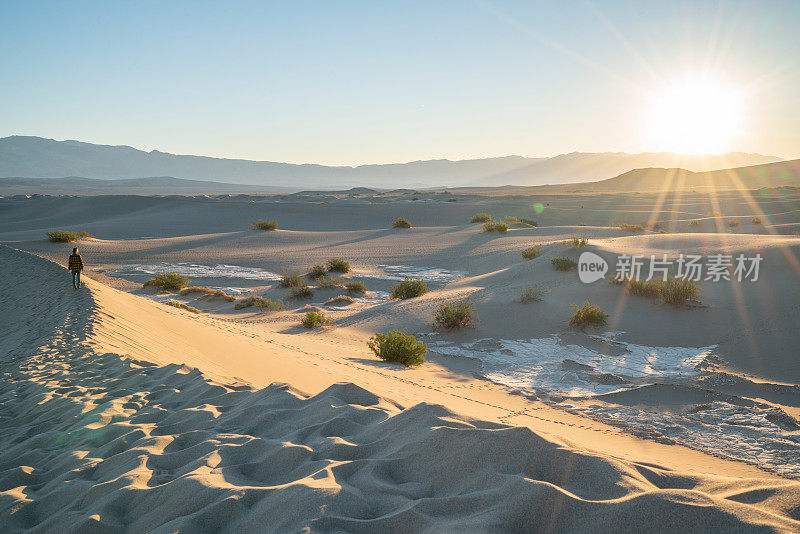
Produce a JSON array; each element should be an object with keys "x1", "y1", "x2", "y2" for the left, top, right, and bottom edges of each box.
[{"x1": 1, "y1": 246, "x2": 799, "y2": 533}]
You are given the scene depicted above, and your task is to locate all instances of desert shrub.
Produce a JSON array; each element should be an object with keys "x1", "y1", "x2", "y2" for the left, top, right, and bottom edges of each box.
[
  {"x1": 521, "y1": 245, "x2": 543, "y2": 259},
  {"x1": 562, "y1": 237, "x2": 588, "y2": 248},
  {"x1": 569, "y1": 301, "x2": 608, "y2": 327},
  {"x1": 301, "y1": 310, "x2": 330, "y2": 328},
  {"x1": 751, "y1": 217, "x2": 762, "y2": 224},
  {"x1": 280, "y1": 270, "x2": 305, "y2": 288},
  {"x1": 326, "y1": 258, "x2": 351, "y2": 273},
  {"x1": 504, "y1": 216, "x2": 537, "y2": 227},
  {"x1": 434, "y1": 298, "x2": 477, "y2": 329},
  {"x1": 393, "y1": 218, "x2": 412, "y2": 228},
  {"x1": 250, "y1": 219, "x2": 278, "y2": 231},
  {"x1": 390, "y1": 278, "x2": 429, "y2": 299},
  {"x1": 143, "y1": 272, "x2": 189, "y2": 291},
  {"x1": 727, "y1": 220, "x2": 740, "y2": 227},
  {"x1": 234, "y1": 296, "x2": 287, "y2": 310},
  {"x1": 316, "y1": 275, "x2": 343, "y2": 288},
  {"x1": 289, "y1": 284, "x2": 313, "y2": 299},
  {"x1": 308, "y1": 264, "x2": 327, "y2": 279},
  {"x1": 658, "y1": 277, "x2": 700, "y2": 305},
  {"x1": 179, "y1": 286, "x2": 235, "y2": 302},
  {"x1": 483, "y1": 221, "x2": 509, "y2": 233},
  {"x1": 619, "y1": 223, "x2": 645, "y2": 232},
  {"x1": 47, "y1": 230, "x2": 93, "y2": 242},
  {"x1": 367, "y1": 330, "x2": 427, "y2": 367},
  {"x1": 624, "y1": 278, "x2": 661, "y2": 298},
  {"x1": 166, "y1": 301, "x2": 201, "y2": 313},
  {"x1": 345, "y1": 280, "x2": 367, "y2": 294},
  {"x1": 551, "y1": 257, "x2": 577, "y2": 271},
  {"x1": 688, "y1": 220, "x2": 699, "y2": 227},
  {"x1": 519, "y1": 285, "x2": 545, "y2": 303},
  {"x1": 471, "y1": 213, "x2": 492, "y2": 223},
  {"x1": 324, "y1": 295, "x2": 354, "y2": 306},
  {"x1": 447, "y1": 198, "x2": 457, "y2": 202}
]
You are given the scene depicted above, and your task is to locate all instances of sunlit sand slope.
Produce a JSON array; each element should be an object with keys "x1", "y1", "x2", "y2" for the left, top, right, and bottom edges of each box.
[{"x1": 2, "y1": 247, "x2": 799, "y2": 533}]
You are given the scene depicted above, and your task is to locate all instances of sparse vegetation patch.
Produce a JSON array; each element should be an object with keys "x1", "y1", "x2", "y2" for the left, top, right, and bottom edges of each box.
[
  {"x1": 179, "y1": 287, "x2": 236, "y2": 301},
  {"x1": 250, "y1": 219, "x2": 278, "y2": 231},
  {"x1": 551, "y1": 257, "x2": 578, "y2": 271},
  {"x1": 301, "y1": 310, "x2": 330, "y2": 328},
  {"x1": 390, "y1": 278, "x2": 429, "y2": 299},
  {"x1": 434, "y1": 298, "x2": 477, "y2": 329},
  {"x1": 308, "y1": 264, "x2": 328, "y2": 279},
  {"x1": 345, "y1": 280, "x2": 367, "y2": 294},
  {"x1": 143, "y1": 272, "x2": 189, "y2": 291},
  {"x1": 471, "y1": 213, "x2": 492, "y2": 223},
  {"x1": 368, "y1": 330, "x2": 427, "y2": 367},
  {"x1": 569, "y1": 301, "x2": 608, "y2": 327},
  {"x1": 289, "y1": 284, "x2": 313, "y2": 300},
  {"x1": 326, "y1": 258, "x2": 351, "y2": 273},
  {"x1": 316, "y1": 275, "x2": 343, "y2": 288},
  {"x1": 619, "y1": 223, "x2": 645, "y2": 233},
  {"x1": 393, "y1": 218, "x2": 412, "y2": 228},
  {"x1": 562, "y1": 237, "x2": 588, "y2": 248},
  {"x1": 324, "y1": 295, "x2": 354, "y2": 306},
  {"x1": 519, "y1": 285, "x2": 545, "y2": 303},
  {"x1": 483, "y1": 221, "x2": 509, "y2": 233},
  {"x1": 280, "y1": 270, "x2": 305, "y2": 288},
  {"x1": 166, "y1": 301, "x2": 201, "y2": 314},
  {"x1": 234, "y1": 296, "x2": 287, "y2": 310},
  {"x1": 751, "y1": 217, "x2": 762, "y2": 224},
  {"x1": 521, "y1": 245, "x2": 543, "y2": 260},
  {"x1": 47, "y1": 230, "x2": 93, "y2": 242}
]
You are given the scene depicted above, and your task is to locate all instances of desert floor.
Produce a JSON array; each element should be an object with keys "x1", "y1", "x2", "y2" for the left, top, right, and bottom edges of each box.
[{"x1": 2, "y1": 188, "x2": 800, "y2": 532}]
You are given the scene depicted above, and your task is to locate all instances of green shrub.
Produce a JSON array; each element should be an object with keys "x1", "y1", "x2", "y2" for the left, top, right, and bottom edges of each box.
[
  {"x1": 658, "y1": 277, "x2": 700, "y2": 305},
  {"x1": 562, "y1": 237, "x2": 588, "y2": 248},
  {"x1": 326, "y1": 258, "x2": 351, "y2": 273},
  {"x1": 367, "y1": 330, "x2": 427, "y2": 367},
  {"x1": 251, "y1": 219, "x2": 278, "y2": 230},
  {"x1": 234, "y1": 296, "x2": 287, "y2": 310},
  {"x1": 625, "y1": 278, "x2": 661, "y2": 298},
  {"x1": 143, "y1": 272, "x2": 189, "y2": 291},
  {"x1": 179, "y1": 286, "x2": 236, "y2": 302},
  {"x1": 390, "y1": 278, "x2": 429, "y2": 299},
  {"x1": 345, "y1": 280, "x2": 367, "y2": 294},
  {"x1": 324, "y1": 295, "x2": 354, "y2": 306},
  {"x1": 483, "y1": 221, "x2": 509, "y2": 233},
  {"x1": 619, "y1": 223, "x2": 645, "y2": 232},
  {"x1": 751, "y1": 217, "x2": 762, "y2": 224},
  {"x1": 521, "y1": 245, "x2": 543, "y2": 259},
  {"x1": 166, "y1": 301, "x2": 201, "y2": 313},
  {"x1": 289, "y1": 284, "x2": 313, "y2": 300},
  {"x1": 434, "y1": 298, "x2": 477, "y2": 329},
  {"x1": 308, "y1": 264, "x2": 328, "y2": 279},
  {"x1": 46, "y1": 230, "x2": 93, "y2": 242},
  {"x1": 551, "y1": 257, "x2": 577, "y2": 271},
  {"x1": 569, "y1": 301, "x2": 608, "y2": 327},
  {"x1": 393, "y1": 218, "x2": 412, "y2": 228},
  {"x1": 471, "y1": 213, "x2": 492, "y2": 223},
  {"x1": 316, "y1": 275, "x2": 343, "y2": 288},
  {"x1": 301, "y1": 310, "x2": 330, "y2": 328},
  {"x1": 280, "y1": 270, "x2": 305, "y2": 288},
  {"x1": 519, "y1": 285, "x2": 545, "y2": 303},
  {"x1": 727, "y1": 220, "x2": 739, "y2": 227}
]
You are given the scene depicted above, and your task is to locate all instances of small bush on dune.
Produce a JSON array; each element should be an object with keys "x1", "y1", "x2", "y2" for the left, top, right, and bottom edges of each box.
[
  {"x1": 727, "y1": 220, "x2": 740, "y2": 227},
  {"x1": 688, "y1": 220, "x2": 700, "y2": 227},
  {"x1": 234, "y1": 296, "x2": 287, "y2": 310},
  {"x1": 280, "y1": 270, "x2": 305, "y2": 288},
  {"x1": 521, "y1": 245, "x2": 542, "y2": 260},
  {"x1": 471, "y1": 213, "x2": 492, "y2": 223},
  {"x1": 289, "y1": 284, "x2": 313, "y2": 300},
  {"x1": 326, "y1": 258, "x2": 351, "y2": 273},
  {"x1": 658, "y1": 277, "x2": 701, "y2": 305},
  {"x1": 504, "y1": 216, "x2": 537, "y2": 227},
  {"x1": 166, "y1": 301, "x2": 201, "y2": 314},
  {"x1": 308, "y1": 264, "x2": 328, "y2": 279},
  {"x1": 551, "y1": 257, "x2": 577, "y2": 271},
  {"x1": 434, "y1": 298, "x2": 477, "y2": 329},
  {"x1": 316, "y1": 275, "x2": 343, "y2": 288},
  {"x1": 751, "y1": 217, "x2": 762, "y2": 224},
  {"x1": 301, "y1": 310, "x2": 330, "y2": 328},
  {"x1": 483, "y1": 221, "x2": 509, "y2": 233},
  {"x1": 519, "y1": 285, "x2": 545, "y2": 303},
  {"x1": 179, "y1": 287, "x2": 235, "y2": 302},
  {"x1": 390, "y1": 278, "x2": 428, "y2": 299},
  {"x1": 251, "y1": 219, "x2": 278, "y2": 231},
  {"x1": 368, "y1": 330, "x2": 427, "y2": 367},
  {"x1": 143, "y1": 272, "x2": 189, "y2": 291},
  {"x1": 619, "y1": 223, "x2": 645, "y2": 233},
  {"x1": 569, "y1": 301, "x2": 608, "y2": 327},
  {"x1": 393, "y1": 218, "x2": 412, "y2": 228},
  {"x1": 345, "y1": 280, "x2": 367, "y2": 294},
  {"x1": 47, "y1": 230, "x2": 93, "y2": 242},
  {"x1": 562, "y1": 237, "x2": 588, "y2": 248},
  {"x1": 324, "y1": 295, "x2": 354, "y2": 306}
]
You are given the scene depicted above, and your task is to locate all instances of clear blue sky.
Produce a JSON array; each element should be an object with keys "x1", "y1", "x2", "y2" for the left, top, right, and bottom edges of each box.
[{"x1": 1, "y1": 0, "x2": 798, "y2": 164}]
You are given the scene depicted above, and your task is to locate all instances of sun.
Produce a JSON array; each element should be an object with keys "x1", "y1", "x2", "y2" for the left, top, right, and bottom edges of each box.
[{"x1": 647, "y1": 77, "x2": 743, "y2": 154}]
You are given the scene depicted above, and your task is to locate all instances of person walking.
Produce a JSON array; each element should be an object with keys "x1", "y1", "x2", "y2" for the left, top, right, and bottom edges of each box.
[{"x1": 68, "y1": 247, "x2": 84, "y2": 289}]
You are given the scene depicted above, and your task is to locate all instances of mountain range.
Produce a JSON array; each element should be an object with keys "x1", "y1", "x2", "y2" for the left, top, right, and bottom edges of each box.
[{"x1": 0, "y1": 135, "x2": 783, "y2": 190}]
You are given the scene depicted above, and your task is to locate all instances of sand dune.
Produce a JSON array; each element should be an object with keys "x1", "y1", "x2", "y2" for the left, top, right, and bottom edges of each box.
[{"x1": 2, "y1": 245, "x2": 800, "y2": 532}]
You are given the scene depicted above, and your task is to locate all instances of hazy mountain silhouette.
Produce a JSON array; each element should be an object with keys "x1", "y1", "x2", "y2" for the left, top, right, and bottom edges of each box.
[{"x1": 0, "y1": 135, "x2": 782, "y2": 188}]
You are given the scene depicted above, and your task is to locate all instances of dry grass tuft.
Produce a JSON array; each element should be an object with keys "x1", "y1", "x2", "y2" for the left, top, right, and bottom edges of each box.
[
  {"x1": 179, "y1": 287, "x2": 236, "y2": 302},
  {"x1": 166, "y1": 301, "x2": 201, "y2": 313}
]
